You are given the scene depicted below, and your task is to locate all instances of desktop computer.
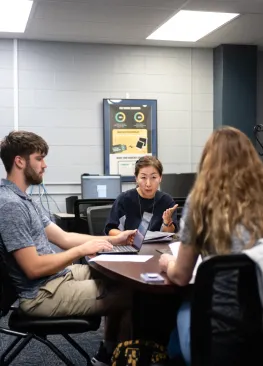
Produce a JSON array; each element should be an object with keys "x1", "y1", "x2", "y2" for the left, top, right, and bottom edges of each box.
[
  {"x1": 81, "y1": 175, "x2": 122, "y2": 199},
  {"x1": 160, "y1": 173, "x2": 196, "y2": 198}
]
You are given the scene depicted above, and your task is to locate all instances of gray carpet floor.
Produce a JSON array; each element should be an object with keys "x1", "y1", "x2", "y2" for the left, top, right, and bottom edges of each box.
[{"x1": 0, "y1": 312, "x2": 104, "y2": 365}]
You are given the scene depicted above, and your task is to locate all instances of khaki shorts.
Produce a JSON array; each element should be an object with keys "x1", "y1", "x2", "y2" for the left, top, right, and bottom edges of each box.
[{"x1": 20, "y1": 264, "x2": 131, "y2": 317}]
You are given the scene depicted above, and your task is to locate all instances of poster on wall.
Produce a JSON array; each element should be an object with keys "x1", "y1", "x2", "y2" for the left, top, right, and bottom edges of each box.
[{"x1": 103, "y1": 99, "x2": 157, "y2": 182}]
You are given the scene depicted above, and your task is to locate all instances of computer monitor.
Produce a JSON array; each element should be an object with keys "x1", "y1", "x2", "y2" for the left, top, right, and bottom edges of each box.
[
  {"x1": 81, "y1": 175, "x2": 122, "y2": 199},
  {"x1": 160, "y1": 173, "x2": 196, "y2": 198}
]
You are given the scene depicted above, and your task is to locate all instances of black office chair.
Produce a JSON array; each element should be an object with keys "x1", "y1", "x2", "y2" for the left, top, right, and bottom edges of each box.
[
  {"x1": 86, "y1": 205, "x2": 113, "y2": 235},
  {"x1": 172, "y1": 197, "x2": 187, "y2": 229},
  {"x1": 74, "y1": 199, "x2": 115, "y2": 234},
  {"x1": 191, "y1": 254, "x2": 263, "y2": 366},
  {"x1": 0, "y1": 239, "x2": 101, "y2": 366}
]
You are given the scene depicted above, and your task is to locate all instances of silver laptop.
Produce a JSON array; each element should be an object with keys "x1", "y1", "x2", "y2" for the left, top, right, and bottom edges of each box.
[{"x1": 98, "y1": 212, "x2": 153, "y2": 254}]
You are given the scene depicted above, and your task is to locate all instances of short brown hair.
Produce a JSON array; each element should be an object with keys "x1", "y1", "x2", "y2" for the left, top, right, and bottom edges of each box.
[
  {"x1": 134, "y1": 156, "x2": 163, "y2": 177},
  {"x1": 0, "y1": 130, "x2": 49, "y2": 173}
]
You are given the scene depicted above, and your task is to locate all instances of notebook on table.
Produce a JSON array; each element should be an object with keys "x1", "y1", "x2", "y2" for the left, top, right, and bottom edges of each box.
[
  {"x1": 143, "y1": 231, "x2": 174, "y2": 243},
  {"x1": 98, "y1": 212, "x2": 152, "y2": 254}
]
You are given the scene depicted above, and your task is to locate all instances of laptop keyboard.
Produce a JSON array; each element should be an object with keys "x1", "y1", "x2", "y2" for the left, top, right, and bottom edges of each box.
[{"x1": 111, "y1": 245, "x2": 137, "y2": 252}]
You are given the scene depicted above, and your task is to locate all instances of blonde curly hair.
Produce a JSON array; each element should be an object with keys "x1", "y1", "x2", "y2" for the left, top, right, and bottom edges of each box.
[{"x1": 189, "y1": 126, "x2": 263, "y2": 255}]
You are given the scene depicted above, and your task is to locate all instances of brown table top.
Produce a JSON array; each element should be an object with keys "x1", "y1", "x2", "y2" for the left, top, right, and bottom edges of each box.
[{"x1": 88, "y1": 243, "x2": 180, "y2": 294}]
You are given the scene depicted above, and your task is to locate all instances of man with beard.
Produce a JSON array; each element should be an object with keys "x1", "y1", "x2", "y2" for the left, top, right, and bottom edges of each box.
[{"x1": 0, "y1": 130, "x2": 136, "y2": 366}]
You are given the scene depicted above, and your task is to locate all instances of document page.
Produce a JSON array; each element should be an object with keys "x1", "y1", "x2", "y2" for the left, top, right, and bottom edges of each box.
[{"x1": 89, "y1": 255, "x2": 153, "y2": 262}]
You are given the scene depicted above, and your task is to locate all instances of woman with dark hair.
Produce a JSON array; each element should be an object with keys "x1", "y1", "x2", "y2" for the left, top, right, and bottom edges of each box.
[
  {"x1": 105, "y1": 156, "x2": 178, "y2": 236},
  {"x1": 159, "y1": 126, "x2": 263, "y2": 365}
]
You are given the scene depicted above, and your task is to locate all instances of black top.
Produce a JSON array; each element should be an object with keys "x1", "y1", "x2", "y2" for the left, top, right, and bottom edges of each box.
[{"x1": 104, "y1": 188, "x2": 178, "y2": 234}]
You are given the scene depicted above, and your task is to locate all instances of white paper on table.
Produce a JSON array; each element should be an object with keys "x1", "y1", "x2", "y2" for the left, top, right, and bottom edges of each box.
[
  {"x1": 169, "y1": 241, "x2": 181, "y2": 256},
  {"x1": 169, "y1": 241, "x2": 203, "y2": 284},
  {"x1": 89, "y1": 255, "x2": 153, "y2": 262}
]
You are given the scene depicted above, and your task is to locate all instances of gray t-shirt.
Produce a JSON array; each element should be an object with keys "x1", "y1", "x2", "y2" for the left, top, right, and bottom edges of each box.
[
  {"x1": 179, "y1": 195, "x2": 251, "y2": 255},
  {"x1": 0, "y1": 179, "x2": 69, "y2": 299}
]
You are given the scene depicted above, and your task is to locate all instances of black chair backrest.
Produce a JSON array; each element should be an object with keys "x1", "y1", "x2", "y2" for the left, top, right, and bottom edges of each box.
[
  {"x1": 86, "y1": 205, "x2": 113, "y2": 235},
  {"x1": 74, "y1": 199, "x2": 115, "y2": 234},
  {"x1": 191, "y1": 254, "x2": 263, "y2": 366},
  {"x1": 0, "y1": 234, "x2": 18, "y2": 316},
  {"x1": 74, "y1": 199, "x2": 115, "y2": 220},
  {"x1": 173, "y1": 197, "x2": 187, "y2": 223}
]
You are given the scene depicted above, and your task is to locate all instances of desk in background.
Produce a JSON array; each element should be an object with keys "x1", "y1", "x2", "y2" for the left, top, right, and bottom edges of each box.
[
  {"x1": 54, "y1": 213, "x2": 76, "y2": 232},
  {"x1": 54, "y1": 210, "x2": 109, "y2": 235},
  {"x1": 54, "y1": 212, "x2": 92, "y2": 234}
]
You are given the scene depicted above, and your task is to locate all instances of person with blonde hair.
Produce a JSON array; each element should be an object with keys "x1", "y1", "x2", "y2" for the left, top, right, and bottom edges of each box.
[{"x1": 159, "y1": 126, "x2": 263, "y2": 365}]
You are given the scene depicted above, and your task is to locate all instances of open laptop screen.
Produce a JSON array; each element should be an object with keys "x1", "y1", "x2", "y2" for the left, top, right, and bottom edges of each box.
[{"x1": 133, "y1": 212, "x2": 153, "y2": 250}]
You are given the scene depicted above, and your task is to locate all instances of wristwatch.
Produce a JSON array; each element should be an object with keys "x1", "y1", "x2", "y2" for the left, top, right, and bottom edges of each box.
[{"x1": 162, "y1": 221, "x2": 173, "y2": 227}]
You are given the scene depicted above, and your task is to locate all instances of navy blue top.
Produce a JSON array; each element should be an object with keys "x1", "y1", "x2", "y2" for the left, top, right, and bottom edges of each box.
[{"x1": 104, "y1": 188, "x2": 178, "y2": 234}]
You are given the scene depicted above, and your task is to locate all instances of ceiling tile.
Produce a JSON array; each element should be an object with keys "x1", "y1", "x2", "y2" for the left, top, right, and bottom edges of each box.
[{"x1": 1, "y1": 0, "x2": 263, "y2": 48}]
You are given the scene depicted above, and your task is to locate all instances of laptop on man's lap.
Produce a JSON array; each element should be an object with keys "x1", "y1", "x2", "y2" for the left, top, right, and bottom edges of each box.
[{"x1": 98, "y1": 212, "x2": 152, "y2": 254}]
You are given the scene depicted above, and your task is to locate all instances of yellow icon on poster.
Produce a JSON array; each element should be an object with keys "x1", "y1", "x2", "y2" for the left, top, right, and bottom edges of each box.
[
  {"x1": 112, "y1": 129, "x2": 148, "y2": 154},
  {"x1": 134, "y1": 112, "x2": 144, "y2": 123}
]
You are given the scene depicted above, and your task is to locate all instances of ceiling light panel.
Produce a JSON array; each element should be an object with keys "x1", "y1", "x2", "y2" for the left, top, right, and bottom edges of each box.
[
  {"x1": 147, "y1": 10, "x2": 239, "y2": 42},
  {"x1": 0, "y1": 0, "x2": 33, "y2": 33}
]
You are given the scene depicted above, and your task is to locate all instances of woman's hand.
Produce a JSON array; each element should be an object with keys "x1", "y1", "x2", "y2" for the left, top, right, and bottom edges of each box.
[
  {"x1": 162, "y1": 204, "x2": 178, "y2": 225},
  {"x1": 159, "y1": 253, "x2": 175, "y2": 272},
  {"x1": 112, "y1": 230, "x2": 137, "y2": 245},
  {"x1": 126, "y1": 231, "x2": 136, "y2": 245}
]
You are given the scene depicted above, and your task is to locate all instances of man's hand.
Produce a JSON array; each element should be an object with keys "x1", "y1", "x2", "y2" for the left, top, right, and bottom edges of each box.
[
  {"x1": 112, "y1": 230, "x2": 137, "y2": 245},
  {"x1": 80, "y1": 239, "x2": 113, "y2": 255},
  {"x1": 159, "y1": 253, "x2": 175, "y2": 272},
  {"x1": 162, "y1": 204, "x2": 178, "y2": 225}
]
